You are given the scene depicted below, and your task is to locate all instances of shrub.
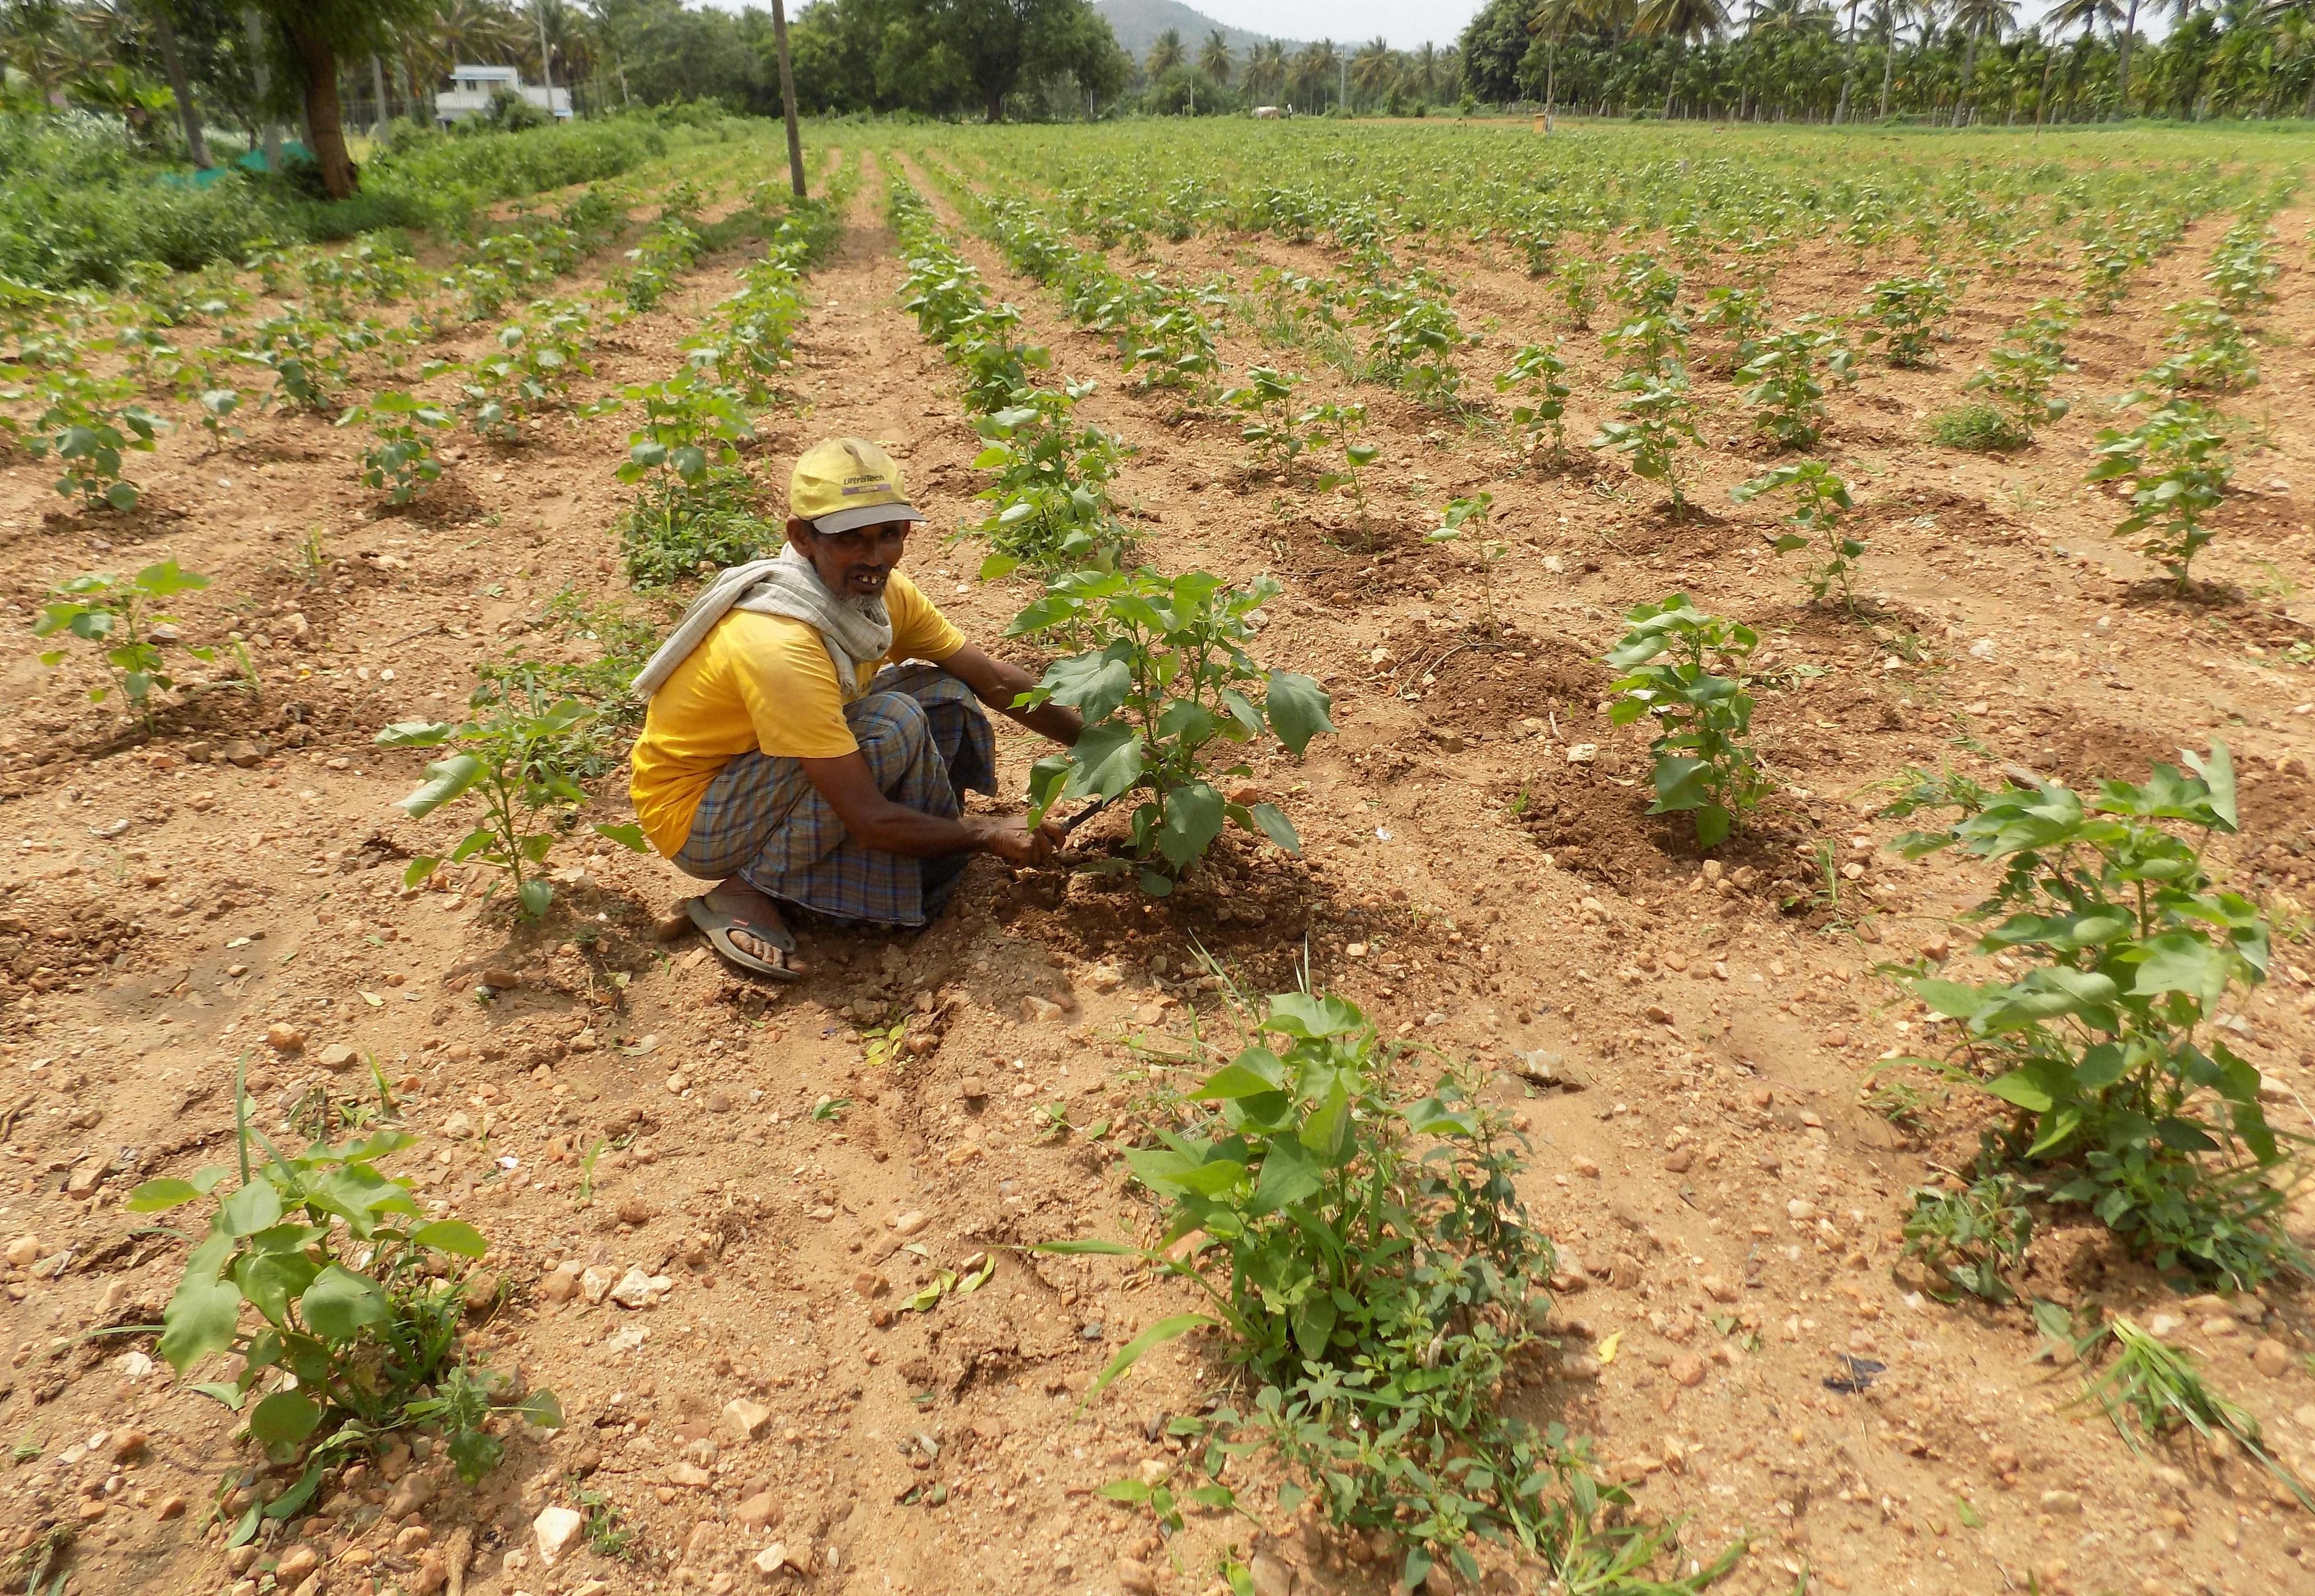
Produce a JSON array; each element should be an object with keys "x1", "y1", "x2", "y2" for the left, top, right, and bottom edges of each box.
[
  {"x1": 1590, "y1": 371, "x2": 1701, "y2": 510},
  {"x1": 1220, "y1": 365, "x2": 1308, "y2": 477},
  {"x1": 617, "y1": 466, "x2": 774, "y2": 589},
  {"x1": 968, "y1": 385, "x2": 1132, "y2": 575},
  {"x1": 7, "y1": 365, "x2": 164, "y2": 508},
  {"x1": 1605, "y1": 595, "x2": 1765, "y2": 849},
  {"x1": 1879, "y1": 748, "x2": 2305, "y2": 1288},
  {"x1": 130, "y1": 1084, "x2": 562, "y2": 1531},
  {"x1": 1963, "y1": 297, "x2": 2076, "y2": 444},
  {"x1": 1899, "y1": 1173, "x2": 2034, "y2": 1303},
  {"x1": 338, "y1": 389, "x2": 453, "y2": 505},
  {"x1": 1737, "y1": 316, "x2": 1855, "y2": 449},
  {"x1": 1008, "y1": 569, "x2": 1332, "y2": 893}
]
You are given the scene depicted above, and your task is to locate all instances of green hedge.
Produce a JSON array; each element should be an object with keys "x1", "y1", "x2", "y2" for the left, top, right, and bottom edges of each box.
[{"x1": 0, "y1": 113, "x2": 668, "y2": 290}]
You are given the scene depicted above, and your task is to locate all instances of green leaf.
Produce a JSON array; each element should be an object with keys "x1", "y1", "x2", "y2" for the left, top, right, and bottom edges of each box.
[
  {"x1": 1263, "y1": 992, "x2": 1364, "y2": 1039},
  {"x1": 515, "y1": 1389, "x2": 565, "y2": 1430},
  {"x1": 592, "y1": 822, "x2": 651, "y2": 853},
  {"x1": 219, "y1": 1180, "x2": 283, "y2": 1236},
  {"x1": 1982, "y1": 1069, "x2": 2057, "y2": 1113},
  {"x1": 126, "y1": 1170, "x2": 226, "y2": 1212},
  {"x1": 157, "y1": 1263, "x2": 243, "y2": 1373},
  {"x1": 298, "y1": 1265, "x2": 390, "y2": 1342},
  {"x1": 1250, "y1": 1133, "x2": 1324, "y2": 1215},
  {"x1": 517, "y1": 877, "x2": 554, "y2": 919},
  {"x1": 264, "y1": 1463, "x2": 323, "y2": 1521},
  {"x1": 400, "y1": 856, "x2": 441, "y2": 889},
  {"x1": 1263, "y1": 671, "x2": 1335, "y2": 757},
  {"x1": 1033, "y1": 1238, "x2": 1147, "y2": 1258},
  {"x1": 248, "y1": 1390, "x2": 321, "y2": 1448},
  {"x1": 375, "y1": 720, "x2": 452, "y2": 748},
  {"x1": 1064, "y1": 723, "x2": 1146, "y2": 802},
  {"x1": 1085, "y1": 1313, "x2": 1212, "y2": 1403},
  {"x1": 397, "y1": 754, "x2": 486, "y2": 818},
  {"x1": 2131, "y1": 932, "x2": 2234, "y2": 1006},
  {"x1": 1192, "y1": 1047, "x2": 1289, "y2": 1100},
  {"x1": 1291, "y1": 1292, "x2": 1338, "y2": 1358},
  {"x1": 1156, "y1": 780, "x2": 1225, "y2": 870},
  {"x1": 1242, "y1": 801, "x2": 1300, "y2": 854},
  {"x1": 410, "y1": 1220, "x2": 489, "y2": 1258}
]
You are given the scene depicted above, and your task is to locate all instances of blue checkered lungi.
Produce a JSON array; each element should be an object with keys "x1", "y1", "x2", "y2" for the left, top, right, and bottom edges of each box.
[{"x1": 671, "y1": 662, "x2": 996, "y2": 927}]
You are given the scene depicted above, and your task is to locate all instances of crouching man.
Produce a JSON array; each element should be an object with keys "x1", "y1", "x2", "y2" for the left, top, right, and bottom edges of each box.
[{"x1": 626, "y1": 437, "x2": 1079, "y2": 977}]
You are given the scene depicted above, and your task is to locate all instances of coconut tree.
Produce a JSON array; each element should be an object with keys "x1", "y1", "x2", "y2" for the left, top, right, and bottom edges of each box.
[
  {"x1": 1950, "y1": 0, "x2": 2018, "y2": 122},
  {"x1": 1296, "y1": 38, "x2": 1338, "y2": 108},
  {"x1": 1831, "y1": 0, "x2": 1869, "y2": 119},
  {"x1": 1145, "y1": 25, "x2": 1183, "y2": 77},
  {"x1": 1414, "y1": 39, "x2": 1438, "y2": 97},
  {"x1": 1198, "y1": 27, "x2": 1230, "y2": 82},
  {"x1": 1635, "y1": 0, "x2": 1728, "y2": 116},
  {"x1": 1247, "y1": 36, "x2": 1285, "y2": 97},
  {"x1": 2046, "y1": 0, "x2": 2121, "y2": 115},
  {"x1": 1350, "y1": 34, "x2": 1394, "y2": 106}
]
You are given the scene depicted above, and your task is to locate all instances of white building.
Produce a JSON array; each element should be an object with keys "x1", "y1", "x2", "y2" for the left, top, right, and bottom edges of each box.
[{"x1": 435, "y1": 64, "x2": 572, "y2": 126}]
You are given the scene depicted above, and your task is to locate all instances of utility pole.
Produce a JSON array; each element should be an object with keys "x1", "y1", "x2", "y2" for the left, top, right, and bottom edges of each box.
[{"x1": 770, "y1": 0, "x2": 806, "y2": 197}]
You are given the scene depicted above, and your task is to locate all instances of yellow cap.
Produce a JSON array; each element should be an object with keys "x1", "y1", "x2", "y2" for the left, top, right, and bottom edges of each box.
[{"x1": 788, "y1": 437, "x2": 925, "y2": 535}]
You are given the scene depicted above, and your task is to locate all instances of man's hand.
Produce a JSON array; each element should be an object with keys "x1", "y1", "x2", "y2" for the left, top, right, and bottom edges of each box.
[{"x1": 972, "y1": 814, "x2": 1064, "y2": 867}]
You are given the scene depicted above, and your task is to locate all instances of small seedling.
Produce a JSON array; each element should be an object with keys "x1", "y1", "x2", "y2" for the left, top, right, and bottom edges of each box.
[
  {"x1": 1495, "y1": 342, "x2": 1572, "y2": 466},
  {"x1": 1733, "y1": 461, "x2": 1863, "y2": 613},
  {"x1": 1426, "y1": 492, "x2": 1508, "y2": 636},
  {"x1": 811, "y1": 1095, "x2": 851, "y2": 1122},
  {"x1": 34, "y1": 562, "x2": 215, "y2": 732},
  {"x1": 2086, "y1": 398, "x2": 2231, "y2": 595},
  {"x1": 377, "y1": 682, "x2": 648, "y2": 920},
  {"x1": 1605, "y1": 595, "x2": 1766, "y2": 849},
  {"x1": 339, "y1": 390, "x2": 454, "y2": 506},
  {"x1": 1011, "y1": 568, "x2": 1332, "y2": 893}
]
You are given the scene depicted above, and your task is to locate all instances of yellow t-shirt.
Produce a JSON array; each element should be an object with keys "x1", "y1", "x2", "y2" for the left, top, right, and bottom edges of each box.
[{"x1": 628, "y1": 571, "x2": 965, "y2": 857}]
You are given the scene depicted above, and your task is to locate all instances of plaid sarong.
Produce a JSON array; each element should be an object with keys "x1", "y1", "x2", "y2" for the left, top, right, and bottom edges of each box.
[{"x1": 671, "y1": 663, "x2": 996, "y2": 927}]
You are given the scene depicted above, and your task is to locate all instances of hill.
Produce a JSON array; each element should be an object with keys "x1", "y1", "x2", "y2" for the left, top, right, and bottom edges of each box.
[{"x1": 1091, "y1": 0, "x2": 1299, "y2": 61}]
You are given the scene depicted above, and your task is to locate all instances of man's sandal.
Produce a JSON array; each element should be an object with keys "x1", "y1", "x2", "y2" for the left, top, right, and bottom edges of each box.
[{"x1": 683, "y1": 893, "x2": 804, "y2": 982}]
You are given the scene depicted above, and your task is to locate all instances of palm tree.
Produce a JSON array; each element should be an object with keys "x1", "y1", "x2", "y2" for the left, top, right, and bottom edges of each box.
[
  {"x1": 1950, "y1": 0, "x2": 2019, "y2": 123},
  {"x1": 1350, "y1": 35, "x2": 1394, "y2": 106},
  {"x1": 2046, "y1": 0, "x2": 2121, "y2": 116},
  {"x1": 1298, "y1": 38, "x2": 1338, "y2": 109},
  {"x1": 1248, "y1": 38, "x2": 1286, "y2": 99},
  {"x1": 1635, "y1": 0, "x2": 1729, "y2": 116},
  {"x1": 2113, "y1": 0, "x2": 2145, "y2": 113},
  {"x1": 1198, "y1": 28, "x2": 1231, "y2": 83},
  {"x1": 1528, "y1": 0, "x2": 1622, "y2": 123},
  {"x1": 1831, "y1": 0, "x2": 1870, "y2": 120},
  {"x1": 1415, "y1": 40, "x2": 1439, "y2": 99},
  {"x1": 1146, "y1": 27, "x2": 1184, "y2": 77},
  {"x1": 1875, "y1": 0, "x2": 1932, "y2": 118}
]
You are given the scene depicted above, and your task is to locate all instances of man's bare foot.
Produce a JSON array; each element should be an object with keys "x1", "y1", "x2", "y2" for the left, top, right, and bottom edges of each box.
[{"x1": 702, "y1": 879, "x2": 805, "y2": 976}]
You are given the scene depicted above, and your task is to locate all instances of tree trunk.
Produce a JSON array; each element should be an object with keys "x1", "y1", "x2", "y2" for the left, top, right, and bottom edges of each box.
[
  {"x1": 1879, "y1": 12, "x2": 1897, "y2": 118},
  {"x1": 1663, "y1": 44, "x2": 1678, "y2": 119},
  {"x1": 283, "y1": 21, "x2": 354, "y2": 199},
  {"x1": 370, "y1": 52, "x2": 389, "y2": 135},
  {"x1": 1544, "y1": 48, "x2": 1556, "y2": 128},
  {"x1": 1833, "y1": 7, "x2": 1859, "y2": 124},
  {"x1": 244, "y1": 8, "x2": 281, "y2": 168},
  {"x1": 2035, "y1": 50, "x2": 2052, "y2": 133},
  {"x1": 986, "y1": 88, "x2": 1005, "y2": 122},
  {"x1": 2113, "y1": 0, "x2": 2139, "y2": 118},
  {"x1": 152, "y1": 7, "x2": 210, "y2": 168},
  {"x1": 1952, "y1": 36, "x2": 1978, "y2": 127}
]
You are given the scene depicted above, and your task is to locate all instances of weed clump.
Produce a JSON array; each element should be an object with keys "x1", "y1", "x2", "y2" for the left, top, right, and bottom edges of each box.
[{"x1": 1929, "y1": 403, "x2": 2024, "y2": 453}]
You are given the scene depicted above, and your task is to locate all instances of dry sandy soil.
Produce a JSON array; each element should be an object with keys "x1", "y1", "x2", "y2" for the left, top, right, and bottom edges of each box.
[{"x1": 1, "y1": 123, "x2": 2313, "y2": 1596}]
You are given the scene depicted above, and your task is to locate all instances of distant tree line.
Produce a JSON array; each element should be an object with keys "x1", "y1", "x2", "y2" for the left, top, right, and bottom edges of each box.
[{"x1": 1459, "y1": 0, "x2": 2315, "y2": 124}]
